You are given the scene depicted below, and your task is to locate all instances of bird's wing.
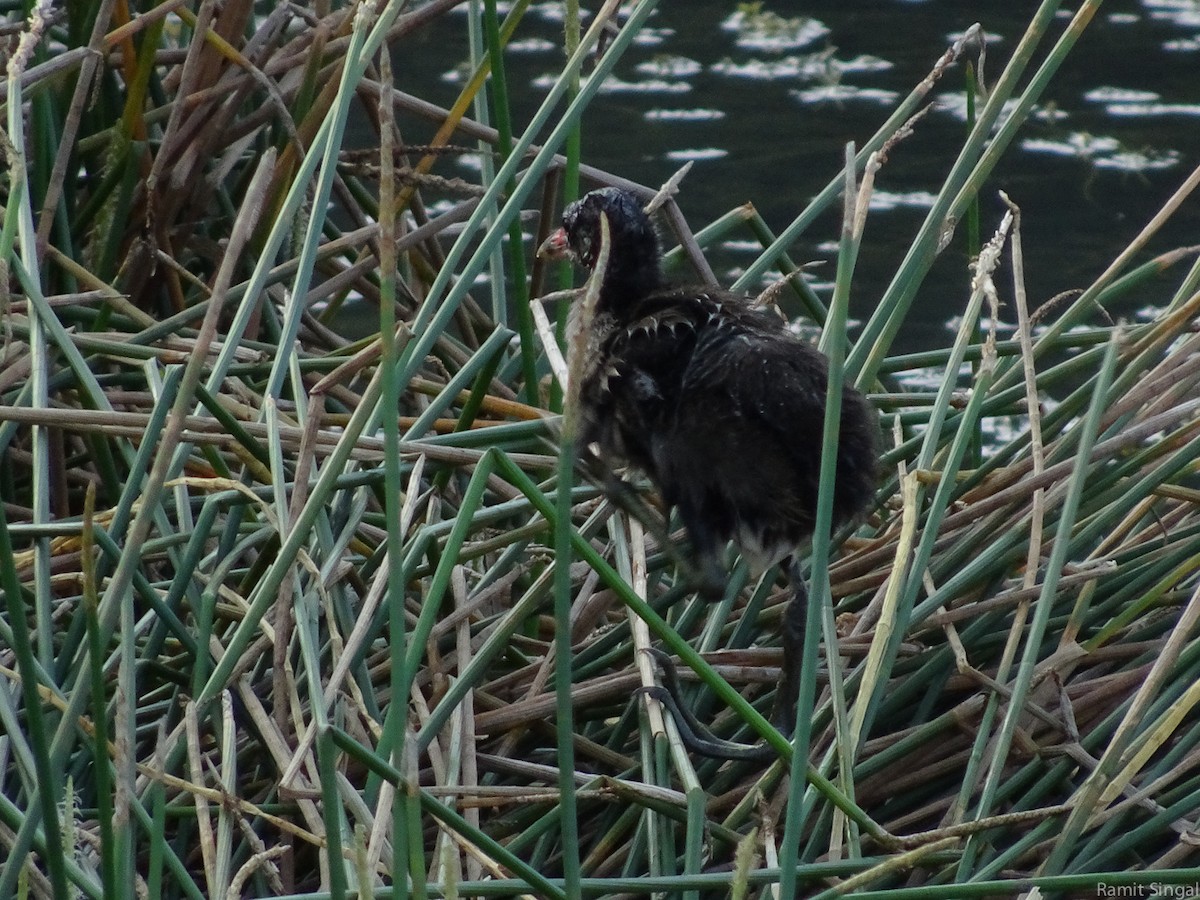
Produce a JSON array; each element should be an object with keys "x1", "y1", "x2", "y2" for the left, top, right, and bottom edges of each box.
[
  {"x1": 586, "y1": 291, "x2": 829, "y2": 441},
  {"x1": 681, "y1": 310, "x2": 830, "y2": 425},
  {"x1": 576, "y1": 298, "x2": 701, "y2": 452},
  {"x1": 679, "y1": 322, "x2": 879, "y2": 526}
]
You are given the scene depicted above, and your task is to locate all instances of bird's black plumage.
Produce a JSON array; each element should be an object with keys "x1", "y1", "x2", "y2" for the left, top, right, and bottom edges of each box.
[{"x1": 540, "y1": 186, "x2": 879, "y2": 756}]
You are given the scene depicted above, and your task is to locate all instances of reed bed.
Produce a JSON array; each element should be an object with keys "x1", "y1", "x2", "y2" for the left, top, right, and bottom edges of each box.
[{"x1": 2, "y1": 0, "x2": 1200, "y2": 897}]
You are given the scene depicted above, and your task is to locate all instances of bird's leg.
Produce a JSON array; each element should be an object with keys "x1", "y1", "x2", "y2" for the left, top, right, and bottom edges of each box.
[
  {"x1": 638, "y1": 648, "x2": 775, "y2": 761},
  {"x1": 576, "y1": 452, "x2": 718, "y2": 588},
  {"x1": 675, "y1": 501, "x2": 728, "y2": 600},
  {"x1": 642, "y1": 559, "x2": 811, "y2": 761},
  {"x1": 770, "y1": 563, "x2": 809, "y2": 738}
]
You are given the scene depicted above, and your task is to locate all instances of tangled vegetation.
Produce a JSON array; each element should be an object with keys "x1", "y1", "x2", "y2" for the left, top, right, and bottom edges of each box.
[{"x1": 2, "y1": 0, "x2": 1199, "y2": 897}]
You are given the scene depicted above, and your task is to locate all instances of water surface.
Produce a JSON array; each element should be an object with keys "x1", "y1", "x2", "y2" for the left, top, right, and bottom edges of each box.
[{"x1": 401, "y1": 1, "x2": 1200, "y2": 352}]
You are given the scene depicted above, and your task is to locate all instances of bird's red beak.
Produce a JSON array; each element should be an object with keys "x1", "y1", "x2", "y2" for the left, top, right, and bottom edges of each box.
[{"x1": 537, "y1": 227, "x2": 571, "y2": 260}]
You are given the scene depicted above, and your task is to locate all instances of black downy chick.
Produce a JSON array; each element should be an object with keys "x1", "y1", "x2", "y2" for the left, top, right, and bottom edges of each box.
[{"x1": 538, "y1": 187, "x2": 878, "y2": 758}]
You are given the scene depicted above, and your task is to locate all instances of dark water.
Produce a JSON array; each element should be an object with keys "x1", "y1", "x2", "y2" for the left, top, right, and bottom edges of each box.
[{"x1": 396, "y1": 0, "x2": 1200, "y2": 352}]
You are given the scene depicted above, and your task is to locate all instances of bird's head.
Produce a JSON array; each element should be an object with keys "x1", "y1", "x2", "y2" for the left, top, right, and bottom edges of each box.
[{"x1": 538, "y1": 188, "x2": 661, "y2": 299}]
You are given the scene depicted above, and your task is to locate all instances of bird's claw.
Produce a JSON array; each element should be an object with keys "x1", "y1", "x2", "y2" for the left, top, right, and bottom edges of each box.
[{"x1": 637, "y1": 647, "x2": 777, "y2": 761}]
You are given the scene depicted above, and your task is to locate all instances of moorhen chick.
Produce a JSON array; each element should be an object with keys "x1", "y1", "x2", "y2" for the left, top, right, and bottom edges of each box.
[{"x1": 538, "y1": 186, "x2": 878, "y2": 758}]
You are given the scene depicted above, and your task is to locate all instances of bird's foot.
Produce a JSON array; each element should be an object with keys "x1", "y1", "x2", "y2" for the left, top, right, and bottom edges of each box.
[{"x1": 637, "y1": 647, "x2": 780, "y2": 761}]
